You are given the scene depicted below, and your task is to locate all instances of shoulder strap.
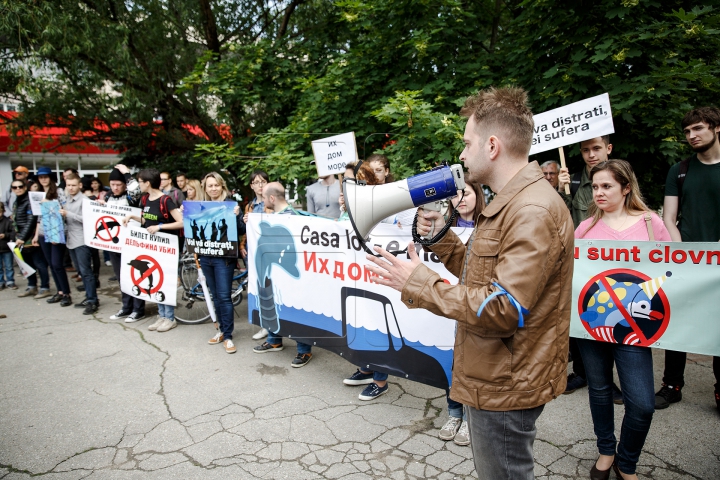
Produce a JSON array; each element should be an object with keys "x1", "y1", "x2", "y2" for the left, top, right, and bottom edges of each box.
[
  {"x1": 160, "y1": 195, "x2": 171, "y2": 220},
  {"x1": 676, "y1": 156, "x2": 692, "y2": 212},
  {"x1": 644, "y1": 213, "x2": 654, "y2": 241},
  {"x1": 140, "y1": 193, "x2": 149, "y2": 207},
  {"x1": 570, "y1": 171, "x2": 583, "y2": 198}
]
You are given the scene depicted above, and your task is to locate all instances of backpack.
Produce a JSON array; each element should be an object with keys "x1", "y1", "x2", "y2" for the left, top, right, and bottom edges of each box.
[{"x1": 140, "y1": 194, "x2": 183, "y2": 238}]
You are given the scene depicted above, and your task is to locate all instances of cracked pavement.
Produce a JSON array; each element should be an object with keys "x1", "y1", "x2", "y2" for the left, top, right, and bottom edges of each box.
[{"x1": 1, "y1": 266, "x2": 718, "y2": 479}]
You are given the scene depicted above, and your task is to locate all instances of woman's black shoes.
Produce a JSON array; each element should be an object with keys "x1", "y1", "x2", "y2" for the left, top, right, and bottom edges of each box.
[{"x1": 590, "y1": 458, "x2": 612, "y2": 480}]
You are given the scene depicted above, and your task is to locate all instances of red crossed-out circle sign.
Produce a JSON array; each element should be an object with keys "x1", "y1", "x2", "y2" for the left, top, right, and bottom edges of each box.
[
  {"x1": 129, "y1": 255, "x2": 164, "y2": 294},
  {"x1": 577, "y1": 268, "x2": 671, "y2": 347},
  {"x1": 95, "y1": 216, "x2": 121, "y2": 243}
]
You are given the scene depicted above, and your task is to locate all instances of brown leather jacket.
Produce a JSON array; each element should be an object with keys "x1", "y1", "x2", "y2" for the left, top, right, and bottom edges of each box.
[{"x1": 401, "y1": 162, "x2": 574, "y2": 411}]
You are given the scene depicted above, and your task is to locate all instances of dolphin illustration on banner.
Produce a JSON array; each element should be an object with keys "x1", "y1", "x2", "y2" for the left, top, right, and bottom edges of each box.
[{"x1": 580, "y1": 271, "x2": 672, "y2": 345}]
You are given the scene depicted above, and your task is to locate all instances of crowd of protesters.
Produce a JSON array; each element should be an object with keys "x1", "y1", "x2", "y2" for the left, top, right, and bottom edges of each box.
[{"x1": 1, "y1": 99, "x2": 719, "y2": 480}]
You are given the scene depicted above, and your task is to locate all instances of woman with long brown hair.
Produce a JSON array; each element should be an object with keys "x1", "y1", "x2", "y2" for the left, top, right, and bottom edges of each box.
[{"x1": 575, "y1": 159, "x2": 670, "y2": 480}]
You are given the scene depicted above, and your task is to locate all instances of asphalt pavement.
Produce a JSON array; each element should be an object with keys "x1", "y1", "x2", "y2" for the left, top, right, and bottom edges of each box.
[{"x1": 1, "y1": 264, "x2": 718, "y2": 479}]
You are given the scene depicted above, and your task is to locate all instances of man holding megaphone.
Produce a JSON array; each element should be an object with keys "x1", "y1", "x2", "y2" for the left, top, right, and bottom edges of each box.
[{"x1": 366, "y1": 87, "x2": 574, "y2": 480}]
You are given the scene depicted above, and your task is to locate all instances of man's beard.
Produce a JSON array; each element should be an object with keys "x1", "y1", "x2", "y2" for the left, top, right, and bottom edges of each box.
[{"x1": 691, "y1": 131, "x2": 718, "y2": 153}]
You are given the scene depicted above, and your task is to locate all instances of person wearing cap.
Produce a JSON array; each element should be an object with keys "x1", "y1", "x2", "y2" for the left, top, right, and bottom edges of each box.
[
  {"x1": 105, "y1": 164, "x2": 146, "y2": 323},
  {"x1": 2, "y1": 166, "x2": 29, "y2": 218}
]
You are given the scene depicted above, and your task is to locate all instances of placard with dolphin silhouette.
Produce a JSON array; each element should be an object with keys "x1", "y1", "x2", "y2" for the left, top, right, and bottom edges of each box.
[
  {"x1": 119, "y1": 225, "x2": 179, "y2": 306},
  {"x1": 82, "y1": 199, "x2": 141, "y2": 252},
  {"x1": 246, "y1": 214, "x2": 472, "y2": 390},
  {"x1": 182, "y1": 201, "x2": 239, "y2": 257}
]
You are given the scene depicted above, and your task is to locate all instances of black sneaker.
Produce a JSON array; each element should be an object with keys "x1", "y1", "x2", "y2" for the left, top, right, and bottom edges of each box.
[
  {"x1": 343, "y1": 369, "x2": 374, "y2": 386},
  {"x1": 75, "y1": 298, "x2": 89, "y2": 308},
  {"x1": 612, "y1": 383, "x2": 624, "y2": 405},
  {"x1": 655, "y1": 384, "x2": 682, "y2": 409},
  {"x1": 563, "y1": 373, "x2": 587, "y2": 394},
  {"x1": 60, "y1": 295, "x2": 72, "y2": 307},
  {"x1": 291, "y1": 353, "x2": 313, "y2": 368},
  {"x1": 46, "y1": 293, "x2": 63, "y2": 304},
  {"x1": 108, "y1": 276, "x2": 118, "y2": 282},
  {"x1": 253, "y1": 342, "x2": 284, "y2": 353},
  {"x1": 124, "y1": 312, "x2": 146, "y2": 323},
  {"x1": 358, "y1": 382, "x2": 388, "y2": 401},
  {"x1": 83, "y1": 303, "x2": 98, "y2": 315},
  {"x1": 76, "y1": 284, "x2": 86, "y2": 292},
  {"x1": 109, "y1": 310, "x2": 131, "y2": 320}
]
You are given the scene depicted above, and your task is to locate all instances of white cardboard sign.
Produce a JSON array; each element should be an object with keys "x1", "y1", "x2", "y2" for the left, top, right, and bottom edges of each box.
[
  {"x1": 7, "y1": 242, "x2": 36, "y2": 278},
  {"x1": 311, "y1": 132, "x2": 358, "y2": 177},
  {"x1": 28, "y1": 192, "x2": 45, "y2": 215},
  {"x1": 82, "y1": 199, "x2": 141, "y2": 253},
  {"x1": 529, "y1": 93, "x2": 615, "y2": 155},
  {"x1": 119, "y1": 225, "x2": 179, "y2": 306}
]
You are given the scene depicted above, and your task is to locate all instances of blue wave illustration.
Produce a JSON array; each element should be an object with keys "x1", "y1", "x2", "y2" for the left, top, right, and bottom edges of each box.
[{"x1": 248, "y1": 293, "x2": 453, "y2": 386}]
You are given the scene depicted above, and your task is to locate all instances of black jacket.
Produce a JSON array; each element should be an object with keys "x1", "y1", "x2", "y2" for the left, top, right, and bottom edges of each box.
[
  {"x1": 12, "y1": 192, "x2": 37, "y2": 243},
  {"x1": 0, "y1": 215, "x2": 15, "y2": 252}
]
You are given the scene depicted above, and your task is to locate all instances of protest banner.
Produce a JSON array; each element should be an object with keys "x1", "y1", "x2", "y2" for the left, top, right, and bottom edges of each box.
[
  {"x1": 82, "y1": 199, "x2": 141, "y2": 253},
  {"x1": 572, "y1": 240, "x2": 720, "y2": 357},
  {"x1": 246, "y1": 214, "x2": 472, "y2": 390},
  {"x1": 183, "y1": 201, "x2": 238, "y2": 257},
  {"x1": 529, "y1": 93, "x2": 615, "y2": 156},
  {"x1": 28, "y1": 192, "x2": 45, "y2": 215},
  {"x1": 40, "y1": 201, "x2": 65, "y2": 244},
  {"x1": 119, "y1": 225, "x2": 179, "y2": 306},
  {"x1": 311, "y1": 132, "x2": 358, "y2": 177},
  {"x1": 7, "y1": 242, "x2": 35, "y2": 278},
  {"x1": 529, "y1": 93, "x2": 615, "y2": 194},
  {"x1": 247, "y1": 217, "x2": 720, "y2": 390}
]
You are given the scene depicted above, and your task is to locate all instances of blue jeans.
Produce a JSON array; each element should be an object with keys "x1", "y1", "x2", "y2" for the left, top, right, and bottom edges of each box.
[
  {"x1": 24, "y1": 246, "x2": 50, "y2": 289},
  {"x1": 199, "y1": 256, "x2": 235, "y2": 340},
  {"x1": 466, "y1": 404, "x2": 545, "y2": 479},
  {"x1": 577, "y1": 339, "x2": 655, "y2": 475},
  {"x1": 357, "y1": 366, "x2": 388, "y2": 382},
  {"x1": 39, "y1": 236, "x2": 70, "y2": 294},
  {"x1": 69, "y1": 246, "x2": 97, "y2": 303},
  {"x1": 266, "y1": 331, "x2": 312, "y2": 354},
  {"x1": 158, "y1": 303, "x2": 175, "y2": 319},
  {"x1": 447, "y1": 390, "x2": 465, "y2": 420},
  {"x1": 0, "y1": 251, "x2": 14, "y2": 286}
]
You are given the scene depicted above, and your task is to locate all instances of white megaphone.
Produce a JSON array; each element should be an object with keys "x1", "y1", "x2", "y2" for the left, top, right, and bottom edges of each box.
[{"x1": 343, "y1": 163, "x2": 466, "y2": 246}]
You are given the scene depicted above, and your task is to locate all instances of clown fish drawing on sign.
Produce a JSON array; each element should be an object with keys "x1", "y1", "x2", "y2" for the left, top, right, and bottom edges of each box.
[{"x1": 580, "y1": 272, "x2": 671, "y2": 345}]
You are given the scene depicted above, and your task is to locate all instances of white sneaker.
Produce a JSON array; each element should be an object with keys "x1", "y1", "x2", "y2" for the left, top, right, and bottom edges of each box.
[
  {"x1": 105, "y1": 261, "x2": 112, "y2": 267},
  {"x1": 157, "y1": 318, "x2": 177, "y2": 332},
  {"x1": 438, "y1": 417, "x2": 462, "y2": 441},
  {"x1": 252, "y1": 328, "x2": 269, "y2": 340},
  {"x1": 148, "y1": 316, "x2": 165, "y2": 331},
  {"x1": 453, "y1": 420, "x2": 470, "y2": 446}
]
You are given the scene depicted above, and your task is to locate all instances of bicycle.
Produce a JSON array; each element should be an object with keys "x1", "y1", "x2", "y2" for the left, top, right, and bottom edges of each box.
[{"x1": 174, "y1": 253, "x2": 248, "y2": 324}]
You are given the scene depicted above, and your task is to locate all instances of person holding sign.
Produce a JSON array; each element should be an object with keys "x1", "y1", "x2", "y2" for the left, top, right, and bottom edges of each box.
[
  {"x1": 59, "y1": 174, "x2": 97, "y2": 313},
  {"x1": 0, "y1": 202, "x2": 16, "y2": 290},
  {"x1": 11, "y1": 180, "x2": 46, "y2": 298},
  {"x1": 200, "y1": 172, "x2": 243, "y2": 355},
  {"x1": 366, "y1": 87, "x2": 574, "y2": 479},
  {"x1": 106, "y1": 165, "x2": 146, "y2": 323},
  {"x1": 33, "y1": 167, "x2": 70, "y2": 303},
  {"x1": 306, "y1": 173, "x2": 341, "y2": 219},
  {"x1": 557, "y1": 135, "x2": 614, "y2": 398},
  {"x1": 575, "y1": 159, "x2": 670, "y2": 480},
  {"x1": 122, "y1": 169, "x2": 184, "y2": 332}
]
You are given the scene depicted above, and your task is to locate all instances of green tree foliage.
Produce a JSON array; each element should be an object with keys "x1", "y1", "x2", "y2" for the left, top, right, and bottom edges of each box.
[{"x1": 2, "y1": 1, "x2": 719, "y2": 207}]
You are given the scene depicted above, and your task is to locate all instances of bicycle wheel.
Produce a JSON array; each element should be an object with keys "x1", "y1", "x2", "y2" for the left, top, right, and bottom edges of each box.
[
  {"x1": 231, "y1": 271, "x2": 248, "y2": 306},
  {"x1": 174, "y1": 260, "x2": 211, "y2": 324}
]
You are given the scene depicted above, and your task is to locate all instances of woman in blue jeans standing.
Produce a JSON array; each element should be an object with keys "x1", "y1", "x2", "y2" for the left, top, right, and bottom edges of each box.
[
  {"x1": 33, "y1": 167, "x2": 71, "y2": 304},
  {"x1": 200, "y1": 172, "x2": 244, "y2": 354},
  {"x1": 575, "y1": 160, "x2": 671, "y2": 480}
]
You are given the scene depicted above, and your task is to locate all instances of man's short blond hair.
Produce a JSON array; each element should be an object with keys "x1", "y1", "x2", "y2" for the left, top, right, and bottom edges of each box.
[{"x1": 459, "y1": 87, "x2": 534, "y2": 158}]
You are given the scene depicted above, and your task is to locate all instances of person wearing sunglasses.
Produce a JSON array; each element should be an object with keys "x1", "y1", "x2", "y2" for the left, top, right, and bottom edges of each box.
[
  {"x1": 2, "y1": 166, "x2": 30, "y2": 218},
  {"x1": 10, "y1": 181, "x2": 49, "y2": 298}
]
